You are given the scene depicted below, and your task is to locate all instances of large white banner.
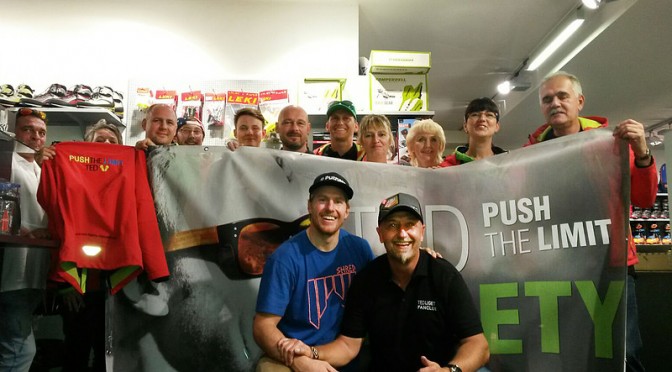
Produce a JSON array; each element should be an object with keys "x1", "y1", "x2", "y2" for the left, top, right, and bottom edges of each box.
[{"x1": 109, "y1": 129, "x2": 629, "y2": 371}]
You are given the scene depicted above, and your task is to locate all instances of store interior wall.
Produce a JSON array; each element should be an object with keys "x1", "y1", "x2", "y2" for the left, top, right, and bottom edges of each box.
[{"x1": 0, "y1": 0, "x2": 359, "y2": 121}]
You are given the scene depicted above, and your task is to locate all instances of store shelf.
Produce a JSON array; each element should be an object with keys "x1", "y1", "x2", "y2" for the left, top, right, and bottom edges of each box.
[
  {"x1": 636, "y1": 248, "x2": 672, "y2": 272},
  {"x1": 637, "y1": 244, "x2": 672, "y2": 251},
  {"x1": 6, "y1": 107, "x2": 124, "y2": 128},
  {"x1": 0, "y1": 234, "x2": 59, "y2": 249},
  {"x1": 308, "y1": 111, "x2": 434, "y2": 131}
]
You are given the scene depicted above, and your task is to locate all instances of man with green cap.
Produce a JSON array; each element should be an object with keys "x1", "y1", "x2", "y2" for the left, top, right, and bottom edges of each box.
[{"x1": 313, "y1": 100, "x2": 365, "y2": 161}]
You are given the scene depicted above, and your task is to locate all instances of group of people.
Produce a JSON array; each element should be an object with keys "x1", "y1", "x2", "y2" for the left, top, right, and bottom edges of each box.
[
  {"x1": 0, "y1": 70, "x2": 657, "y2": 372},
  {"x1": 131, "y1": 89, "x2": 504, "y2": 170}
]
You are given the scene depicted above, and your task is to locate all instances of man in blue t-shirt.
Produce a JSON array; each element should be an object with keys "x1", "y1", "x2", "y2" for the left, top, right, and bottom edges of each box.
[{"x1": 253, "y1": 172, "x2": 374, "y2": 371}]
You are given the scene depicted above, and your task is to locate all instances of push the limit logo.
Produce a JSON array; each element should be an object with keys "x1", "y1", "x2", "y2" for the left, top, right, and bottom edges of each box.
[{"x1": 69, "y1": 155, "x2": 123, "y2": 172}]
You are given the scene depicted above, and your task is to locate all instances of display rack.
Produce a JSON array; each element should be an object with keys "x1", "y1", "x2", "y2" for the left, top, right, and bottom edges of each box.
[
  {"x1": 6, "y1": 107, "x2": 124, "y2": 128},
  {"x1": 632, "y1": 192, "x2": 672, "y2": 271}
]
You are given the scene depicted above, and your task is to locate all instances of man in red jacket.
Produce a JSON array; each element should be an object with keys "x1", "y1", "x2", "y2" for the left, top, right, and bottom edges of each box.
[{"x1": 526, "y1": 71, "x2": 656, "y2": 372}]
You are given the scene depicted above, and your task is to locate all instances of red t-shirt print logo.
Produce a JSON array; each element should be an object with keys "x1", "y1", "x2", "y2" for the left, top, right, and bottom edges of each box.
[{"x1": 306, "y1": 267, "x2": 356, "y2": 329}]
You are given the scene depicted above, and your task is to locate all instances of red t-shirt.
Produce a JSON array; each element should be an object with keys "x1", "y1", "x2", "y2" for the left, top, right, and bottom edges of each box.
[{"x1": 38, "y1": 142, "x2": 169, "y2": 293}]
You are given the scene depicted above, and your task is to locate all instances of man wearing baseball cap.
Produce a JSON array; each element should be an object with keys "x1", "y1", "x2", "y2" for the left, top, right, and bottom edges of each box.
[
  {"x1": 175, "y1": 116, "x2": 205, "y2": 146},
  {"x1": 281, "y1": 193, "x2": 489, "y2": 372},
  {"x1": 313, "y1": 100, "x2": 365, "y2": 161},
  {"x1": 253, "y1": 172, "x2": 374, "y2": 371}
]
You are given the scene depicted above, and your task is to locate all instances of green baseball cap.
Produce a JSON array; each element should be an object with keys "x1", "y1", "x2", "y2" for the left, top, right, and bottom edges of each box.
[{"x1": 326, "y1": 100, "x2": 357, "y2": 119}]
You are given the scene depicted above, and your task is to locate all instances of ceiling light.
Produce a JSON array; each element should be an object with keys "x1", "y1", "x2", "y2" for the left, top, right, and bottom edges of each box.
[
  {"x1": 648, "y1": 133, "x2": 663, "y2": 147},
  {"x1": 526, "y1": 11, "x2": 585, "y2": 71},
  {"x1": 582, "y1": 0, "x2": 601, "y2": 10},
  {"x1": 497, "y1": 80, "x2": 512, "y2": 95}
]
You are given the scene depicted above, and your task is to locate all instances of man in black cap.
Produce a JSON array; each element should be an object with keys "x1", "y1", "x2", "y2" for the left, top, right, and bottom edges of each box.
[
  {"x1": 280, "y1": 192, "x2": 490, "y2": 372},
  {"x1": 253, "y1": 172, "x2": 374, "y2": 371},
  {"x1": 313, "y1": 100, "x2": 365, "y2": 161}
]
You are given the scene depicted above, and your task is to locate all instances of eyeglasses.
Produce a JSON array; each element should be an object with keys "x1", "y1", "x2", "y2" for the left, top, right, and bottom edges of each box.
[
  {"x1": 177, "y1": 117, "x2": 204, "y2": 135},
  {"x1": 178, "y1": 128, "x2": 204, "y2": 136},
  {"x1": 467, "y1": 111, "x2": 498, "y2": 121},
  {"x1": 166, "y1": 215, "x2": 310, "y2": 279},
  {"x1": 17, "y1": 107, "x2": 47, "y2": 122}
]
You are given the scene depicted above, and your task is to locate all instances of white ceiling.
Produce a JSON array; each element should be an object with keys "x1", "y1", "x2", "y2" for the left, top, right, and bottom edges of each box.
[{"x1": 358, "y1": 0, "x2": 672, "y2": 150}]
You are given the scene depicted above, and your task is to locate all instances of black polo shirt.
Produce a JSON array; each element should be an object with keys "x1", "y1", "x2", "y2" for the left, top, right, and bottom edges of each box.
[
  {"x1": 319, "y1": 143, "x2": 359, "y2": 160},
  {"x1": 341, "y1": 250, "x2": 483, "y2": 372}
]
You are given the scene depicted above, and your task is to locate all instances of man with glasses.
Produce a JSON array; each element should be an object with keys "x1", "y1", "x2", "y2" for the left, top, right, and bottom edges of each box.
[
  {"x1": 526, "y1": 71, "x2": 656, "y2": 372},
  {"x1": 0, "y1": 108, "x2": 53, "y2": 370},
  {"x1": 314, "y1": 101, "x2": 365, "y2": 161},
  {"x1": 253, "y1": 172, "x2": 374, "y2": 371},
  {"x1": 277, "y1": 193, "x2": 489, "y2": 372},
  {"x1": 135, "y1": 103, "x2": 178, "y2": 150},
  {"x1": 175, "y1": 117, "x2": 205, "y2": 146}
]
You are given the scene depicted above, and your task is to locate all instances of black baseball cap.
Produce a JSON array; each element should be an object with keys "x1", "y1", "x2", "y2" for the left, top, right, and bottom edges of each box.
[
  {"x1": 378, "y1": 193, "x2": 423, "y2": 224},
  {"x1": 309, "y1": 172, "x2": 354, "y2": 200}
]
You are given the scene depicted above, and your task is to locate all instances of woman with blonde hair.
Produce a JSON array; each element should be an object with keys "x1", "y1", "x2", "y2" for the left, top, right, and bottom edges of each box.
[
  {"x1": 405, "y1": 119, "x2": 445, "y2": 168},
  {"x1": 358, "y1": 114, "x2": 395, "y2": 163},
  {"x1": 84, "y1": 119, "x2": 123, "y2": 144}
]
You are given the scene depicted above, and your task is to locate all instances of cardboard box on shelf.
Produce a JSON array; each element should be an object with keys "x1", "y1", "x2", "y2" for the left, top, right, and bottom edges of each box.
[
  {"x1": 299, "y1": 79, "x2": 346, "y2": 115},
  {"x1": 369, "y1": 50, "x2": 431, "y2": 74},
  {"x1": 636, "y1": 250, "x2": 672, "y2": 271},
  {"x1": 369, "y1": 74, "x2": 428, "y2": 112}
]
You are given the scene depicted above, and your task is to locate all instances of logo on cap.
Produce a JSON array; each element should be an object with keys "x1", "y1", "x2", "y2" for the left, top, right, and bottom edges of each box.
[
  {"x1": 309, "y1": 172, "x2": 354, "y2": 200},
  {"x1": 321, "y1": 174, "x2": 346, "y2": 185},
  {"x1": 378, "y1": 192, "x2": 423, "y2": 223},
  {"x1": 382, "y1": 195, "x2": 400, "y2": 209}
]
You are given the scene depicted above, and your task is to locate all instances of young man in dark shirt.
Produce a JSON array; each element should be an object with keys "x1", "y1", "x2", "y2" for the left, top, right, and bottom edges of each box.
[{"x1": 313, "y1": 100, "x2": 365, "y2": 161}]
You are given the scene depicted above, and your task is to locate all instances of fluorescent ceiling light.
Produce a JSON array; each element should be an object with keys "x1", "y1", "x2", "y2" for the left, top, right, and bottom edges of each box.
[
  {"x1": 527, "y1": 18, "x2": 585, "y2": 71},
  {"x1": 582, "y1": 0, "x2": 601, "y2": 10}
]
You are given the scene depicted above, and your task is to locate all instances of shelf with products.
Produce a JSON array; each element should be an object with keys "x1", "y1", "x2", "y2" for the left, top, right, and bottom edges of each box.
[
  {"x1": 6, "y1": 107, "x2": 124, "y2": 128},
  {"x1": 631, "y1": 192, "x2": 670, "y2": 246},
  {"x1": 630, "y1": 193, "x2": 668, "y2": 221}
]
